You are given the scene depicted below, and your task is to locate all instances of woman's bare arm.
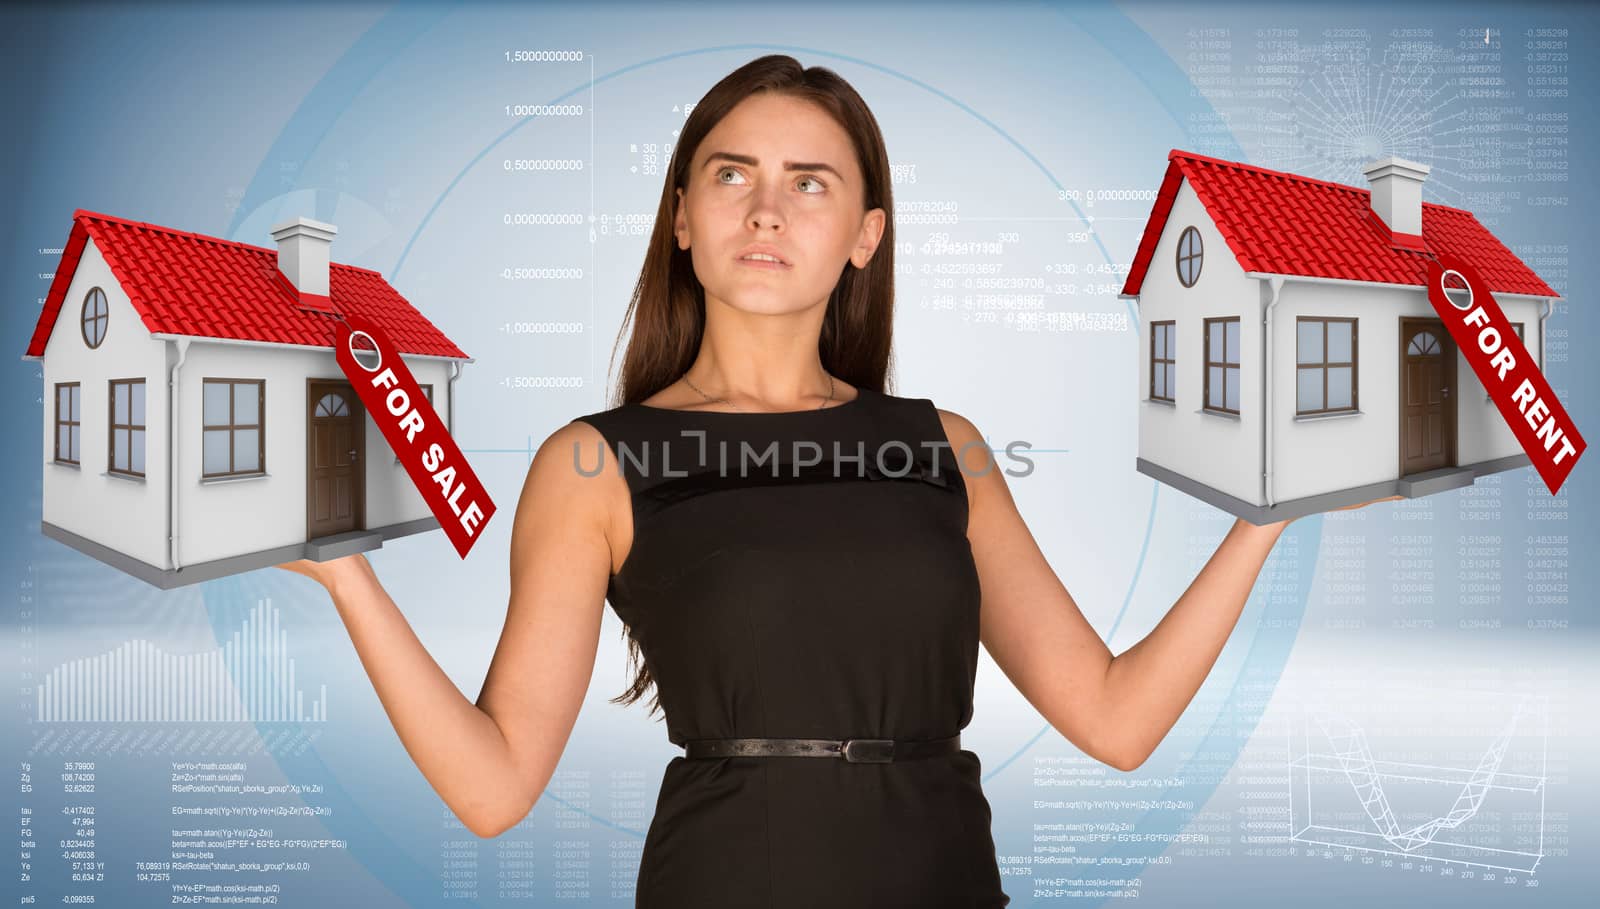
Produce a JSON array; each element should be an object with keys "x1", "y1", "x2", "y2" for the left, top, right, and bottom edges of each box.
[
  {"x1": 1090, "y1": 518, "x2": 1285, "y2": 767},
  {"x1": 277, "y1": 419, "x2": 625, "y2": 836},
  {"x1": 938, "y1": 407, "x2": 1394, "y2": 772}
]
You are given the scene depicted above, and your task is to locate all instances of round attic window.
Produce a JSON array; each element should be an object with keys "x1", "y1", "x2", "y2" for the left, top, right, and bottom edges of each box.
[
  {"x1": 81, "y1": 287, "x2": 108, "y2": 348},
  {"x1": 1175, "y1": 226, "x2": 1202, "y2": 287}
]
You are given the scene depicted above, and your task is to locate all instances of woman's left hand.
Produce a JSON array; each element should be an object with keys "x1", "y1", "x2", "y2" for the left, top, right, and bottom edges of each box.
[
  {"x1": 1286, "y1": 493, "x2": 1406, "y2": 525},
  {"x1": 1324, "y1": 493, "x2": 1405, "y2": 514}
]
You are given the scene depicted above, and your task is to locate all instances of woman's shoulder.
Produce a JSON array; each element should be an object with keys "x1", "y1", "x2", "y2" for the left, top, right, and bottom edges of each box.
[
  {"x1": 881, "y1": 392, "x2": 987, "y2": 479},
  {"x1": 517, "y1": 409, "x2": 629, "y2": 537},
  {"x1": 563, "y1": 398, "x2": 638, "y2": 442},
  {"x1": 874, "y1": 388, "x2": 979, "y2": 438}
]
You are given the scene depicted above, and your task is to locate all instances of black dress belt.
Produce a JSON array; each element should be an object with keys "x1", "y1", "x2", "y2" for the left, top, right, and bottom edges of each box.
[{"x1": 682, "y1": 734, "x2": 960, "y2": 763}]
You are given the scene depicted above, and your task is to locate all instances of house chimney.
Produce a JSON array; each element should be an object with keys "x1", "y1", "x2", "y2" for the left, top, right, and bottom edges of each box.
[
  {"x1": 1361, "y1": 156, "x2": 1430, "y2": 236},
  {"x1": 270, "y1": 216, "x2": 338, "y2": 296}
]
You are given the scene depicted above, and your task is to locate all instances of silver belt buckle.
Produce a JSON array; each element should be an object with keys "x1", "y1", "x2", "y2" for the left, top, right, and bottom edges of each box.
[{"x1": 840, "y1": 738, "x2": 895, "y2": 763}]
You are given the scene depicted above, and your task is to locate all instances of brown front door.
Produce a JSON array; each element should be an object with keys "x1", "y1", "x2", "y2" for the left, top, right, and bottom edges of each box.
[
  {"x1": 1398, "y1": 318, "x2": 1456, "y2": 475},
  {"x1": 307, "y1": 381, "x2": 365, "y2": 538}
]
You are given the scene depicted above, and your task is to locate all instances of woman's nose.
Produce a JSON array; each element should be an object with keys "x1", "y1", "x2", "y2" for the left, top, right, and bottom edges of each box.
[{"x1": 747, "y1": 182, "x2": 786, "y2": 231}]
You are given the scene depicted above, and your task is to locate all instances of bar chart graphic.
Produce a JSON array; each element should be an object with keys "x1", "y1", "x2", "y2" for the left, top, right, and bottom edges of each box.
[{"x1": 34, "y1": 598, "x2": 327, "y2": 723}]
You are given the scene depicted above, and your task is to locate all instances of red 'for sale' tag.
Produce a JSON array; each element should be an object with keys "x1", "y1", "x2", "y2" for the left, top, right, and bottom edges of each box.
[
  {"x1": 333, "y1": 312, "x2": 495, "y2": 557},
  {"x1": 1424, "y1": 250, "x2": 1584, "y2": 496}
]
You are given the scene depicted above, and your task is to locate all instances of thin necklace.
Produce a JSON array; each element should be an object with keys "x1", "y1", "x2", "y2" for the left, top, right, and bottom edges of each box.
[{"x1": 682, "y1": 373, "x2": 836, "y2": 412}]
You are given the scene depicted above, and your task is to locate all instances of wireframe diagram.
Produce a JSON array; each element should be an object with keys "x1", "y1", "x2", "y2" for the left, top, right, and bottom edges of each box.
[{"x1": 1286, "y1": 689, "x2": 1547, "y2": 874}]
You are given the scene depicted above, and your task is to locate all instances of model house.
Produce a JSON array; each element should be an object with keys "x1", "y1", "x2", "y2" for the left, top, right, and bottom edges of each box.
[
  {"x1": 1120, "y1": 150, "x2": 1561, "y2": 523},
  {"x1": 23, "y1": 210, "x2": 473, "y2": 588}
]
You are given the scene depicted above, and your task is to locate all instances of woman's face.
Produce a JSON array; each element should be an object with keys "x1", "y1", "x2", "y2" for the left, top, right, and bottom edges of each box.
[{"x1": 674, "y1": 92, "x2": 885, "y2": 317}]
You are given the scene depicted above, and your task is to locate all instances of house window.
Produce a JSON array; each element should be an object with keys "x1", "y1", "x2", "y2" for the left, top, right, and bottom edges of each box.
[
  {"x1": 1176, "y1": 226, "x2": 1203, "y2": 287},
  {"x1": 1407, "y1": 330, "x2": 1441, "y2": 355},
  {"x1": 81, "y1": 287, "x2": 108, "y2": 349},
  {"x1": 203, "y1": 379, "x2": 265, "y2": 477},
  {"x1": 1488, "y1": 323, "x2": 1525, "y2": 401},
  {"x1": 396, "y1": 384, "x2": 434, "y2": 462},
  {"x1": 1203, "y1": 316, "x2": 1240, "y2": 414},
  {"x1": 314, "y1": 393, "x2": 349, "y2": 417},
  {"x1": 1149, "y1": 322, "x2": 1175, "y2": 402},
  {"x1": 108, "y1": 379, "x2": 146, "y2": 476},
  {"x1": 54, "y1": 382, "x2": 80, "y2": 464},
  {"x1": 1296, "y1": 317, "x2": 1358, "y2": 415}
]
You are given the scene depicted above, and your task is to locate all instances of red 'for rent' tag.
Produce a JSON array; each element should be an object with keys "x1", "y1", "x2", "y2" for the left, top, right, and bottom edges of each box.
[
  {"x1": 1424, "y1": 250, "x2": 1584, "y2": 496},
  {"x1": 334, "y1": 312, "x2": 496, "y2": 557}
]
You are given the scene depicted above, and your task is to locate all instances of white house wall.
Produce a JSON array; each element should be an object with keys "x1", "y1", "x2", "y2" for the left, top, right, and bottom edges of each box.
[
  {"x1": 1137, "y1": 177, "x2": 1265, "y2": 505},
  {"x1": 1268, "y1": 281, "x2": 1545, "y2": 503},
  {"x1": 174, "y1": 343, "x2": 450, "y2": 568},
  {"x1": 39, "y1": 236, "x2": 170, "y2": 567}
]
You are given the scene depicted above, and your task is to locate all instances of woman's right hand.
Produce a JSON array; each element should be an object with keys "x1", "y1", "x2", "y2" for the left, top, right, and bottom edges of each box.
[
  {"x1": 275, "y1": 552, "x2": 373, "y2": 595},
  {"x1": 252, "y1": 418, "x2": 623, "y2": 838}
]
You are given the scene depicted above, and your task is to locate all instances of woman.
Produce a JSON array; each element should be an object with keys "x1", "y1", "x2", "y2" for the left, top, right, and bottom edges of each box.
[{"x1": 280, "y1": 55, "x2": 1396, "y2": 907}]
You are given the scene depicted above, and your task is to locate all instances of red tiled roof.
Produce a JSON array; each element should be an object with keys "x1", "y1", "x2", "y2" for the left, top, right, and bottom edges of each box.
[
  {"x1": 24, "y1": 210, "x2": 469, "y2": 359},
  {"x1": 1120, "y1": 150, "x2": 1559, "y2": 299}
]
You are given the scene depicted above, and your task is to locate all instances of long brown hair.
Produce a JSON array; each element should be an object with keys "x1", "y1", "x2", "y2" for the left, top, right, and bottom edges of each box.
[{"x1": 605, "y1": 54, "x2": 898, "y2": 715}]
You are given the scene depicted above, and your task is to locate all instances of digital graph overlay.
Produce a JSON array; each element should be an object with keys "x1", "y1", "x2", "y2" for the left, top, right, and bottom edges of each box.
[
  {"x1": 33, "y1": 598, "x2": 328, "y2": 724},
  {"x1": 1287, "y1": 692, "x2": 1547, "y2": 874}
]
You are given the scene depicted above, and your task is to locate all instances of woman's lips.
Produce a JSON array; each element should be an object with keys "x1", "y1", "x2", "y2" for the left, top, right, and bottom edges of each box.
[{"x1": 736, "y1": 256, "x2": 790, "y2": 271}]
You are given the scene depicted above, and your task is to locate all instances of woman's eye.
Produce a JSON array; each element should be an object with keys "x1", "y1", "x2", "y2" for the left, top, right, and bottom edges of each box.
[{"x1": 714, "y1": 167, "x2": 824, "y2": 194}]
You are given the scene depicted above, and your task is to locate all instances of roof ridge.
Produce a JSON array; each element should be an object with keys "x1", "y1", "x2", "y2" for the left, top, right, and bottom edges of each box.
[
  {"x1": 72, "y1": 208, "x2": 382, "y2": 274},
  {"x1": 1168, "y1": 149, "x2": 1371, "y2": 196},
  {"x1": 1121, "y1": 151, "x2": 1558, "y2": 299},
  {"x1": 1167, "y1": 151, "x2": 1479, "y2": 216},
  {"x1": 73, "y1": 208, "x2": 278, "y2": 257},
  {"x1": 27, "y1": 210, "x2": 468, "y2": 359}
]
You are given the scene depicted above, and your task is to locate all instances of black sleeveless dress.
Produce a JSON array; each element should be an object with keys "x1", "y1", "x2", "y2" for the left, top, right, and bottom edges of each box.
[{"x1": 571, "y1": 386, "x2": 1010, "y2": 908}]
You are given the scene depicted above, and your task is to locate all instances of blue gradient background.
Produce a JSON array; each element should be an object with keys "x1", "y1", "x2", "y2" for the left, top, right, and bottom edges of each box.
[{"x1": 3, "y1": 1, "x2": 1594, "y2": 906}]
